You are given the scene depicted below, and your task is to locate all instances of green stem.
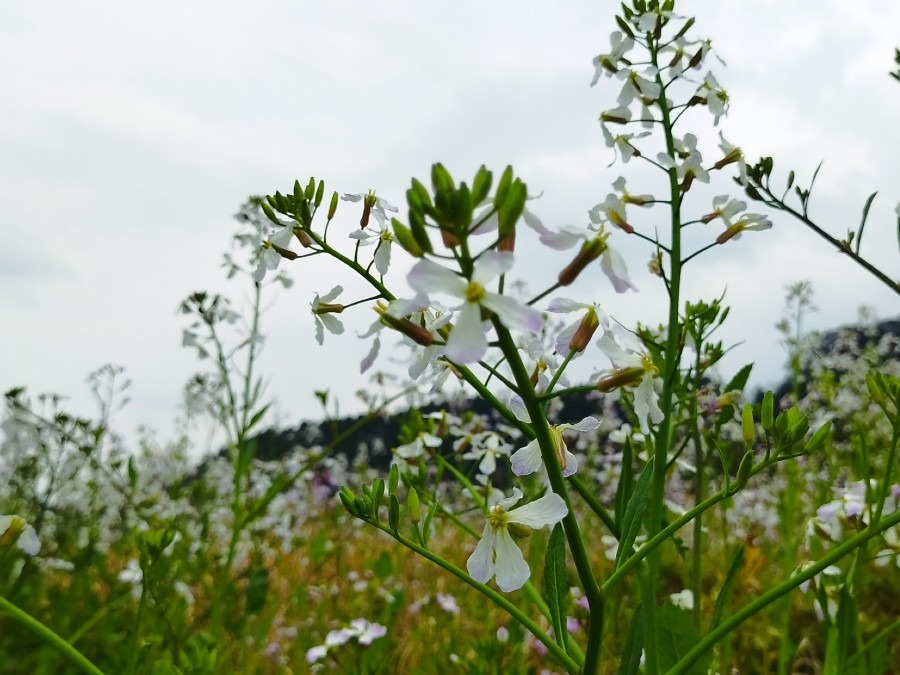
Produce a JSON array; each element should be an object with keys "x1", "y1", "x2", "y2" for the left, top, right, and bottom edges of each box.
[
  {"x1": 0, "y1": 594, "x2": 105, "y2": 675},
  {"x1": 643, "y1": 36, "x2": 685, "y2": 674},
  {"x1": 368, "y1": 520, "x2": 581, "y2": 675},
  {"x1": 494, "y1": 320, "x2": 604, "y2": 674},
  {"x1": 125, "y1": 582, "x2": 147, "y2": 675},
  {"x1": 666, "y1": 510, "x2": 900, "y2": 675}
]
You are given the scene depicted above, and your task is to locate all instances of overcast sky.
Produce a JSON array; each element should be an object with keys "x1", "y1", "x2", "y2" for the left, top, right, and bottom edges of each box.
[{"x1": 2, "y1": 1, "x2": 898, "y2": 452}]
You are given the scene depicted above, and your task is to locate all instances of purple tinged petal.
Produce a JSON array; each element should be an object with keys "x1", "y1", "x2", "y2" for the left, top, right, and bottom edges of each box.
[
  {"x1": 321, "y1": 285, "x2": 343, "y2": 303},
  {"x1": 360, "y1": 335, "x2": 380, "y2": 373},
  {"x1": 508, "y1": 395, "x2": 531, "y2": 423},
  {"x1": 547, "y1": 298, "x2": 585, "y2": 313},
  {"x1": 566, "y1": 416, "x2": 602, "y2": 433},
  {"x1": 510, "y1": 440, "x2": 543, "y2": 476},
  {"x1": 601, "y1": 247, "x2": 638, "y2": 293},
  {"x1": 482, "y1": 293, "x2": 543, "y2": 334},
  {"x1": 562, "y1": 450, "x2": 579, "y2": 477}
]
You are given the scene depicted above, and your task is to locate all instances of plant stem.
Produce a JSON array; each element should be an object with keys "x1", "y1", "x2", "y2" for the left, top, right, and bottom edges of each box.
[
  {"x1": 666, "y1": 510, "x2": 900, "y2": 675},
  {"x1": 0, "y1": 594, "x2": 105, "y2": 675}
]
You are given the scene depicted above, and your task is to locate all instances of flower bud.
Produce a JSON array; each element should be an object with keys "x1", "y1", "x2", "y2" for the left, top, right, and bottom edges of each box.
[
  {"x1": 558, "y1": 237, "x2": 608, "y2": 286},
  {"x1": 407, "y1": 487, "x2": 421, "y2": 523},
  {"x1": 328, "y1": 191, "x2": 340, "y2": 220},
  {"x1": 338, "y1": 488, "x2": 359, "y2": 517},
  {"x1": 0, "y1": 516, "x2": 27, "y2": 549},
  {"x1": 716, "y1": 223, "x2": 744, "y2": 244},
  {"x1": 498, "y1": 228, "x2": 516, "y2": 252},
  {"x1": 804, "y1": 421, "x2": 832, "y2": 454},
  {"x1": 569, "y1": 307, "x2": 600, "y2": 353},
  {"x1": 597, "y1": 367, "x2": 645, "y2": 393},
  {"x1": 268, "y1": 241, "x2": 299, "y2": 260},
  {"x1": 761, "y1": 391, "x2": 775, "y2": 432},
  {"x1": 741, "y1": 404, "x2": 755, "y2": 445},
  {"x1": 388, "y1": 494, "x2": 400, "y2": 531},
  {"x1": 378, "y1": 309, "x2": 434, "y2": 347},
  {"x1": 296, "y1": 229, "x2": 313, "y2": 248},
  {"x1": 392, "y1": 220, "x2": 424, "y2": 257},
  {"x1": 313, "y1": 303, "x2": 344, "y2": 315},
  {"x1": 388, "y1": 463, "x2": 400, "y2": 495},
  {"x1": 714, "y1": 148, "x2": 743, "y2": 171},
  {"x1": 866, "y1": 372, "x2": 885, "y2": 405}
]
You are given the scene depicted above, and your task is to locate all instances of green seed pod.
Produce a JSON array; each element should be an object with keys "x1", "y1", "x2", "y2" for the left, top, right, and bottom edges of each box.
[
  {"x1": 741, "y1": 403, "x2": 755, "y2": 445},
  {"x1": 866, "y1": 372, "x2": 885, "y2": 404},
  {"x1": 388, "y1": 494, "x2": 400, "y2": 531},
  {"x1": 431, "y1": 163, "x2": 455, "y2": 194},
  {"x1": 261, "y1": 201, "x2": 284, "y2": 226},
  {"x1": 761, "y1": 391, "x2": 774, "y2": 432},
  {"x1": 407, "y1": 487, "x2": 421, "y2": 524},
  {"x1": 373, "y1": 479, "x2": 385, "y2": 512},
  {"x1": 789, "y1": 416, "x2": 810, "y2": 443},
  {"x1": 305, "y1": 177, "x2": 316, "y2": 200}
]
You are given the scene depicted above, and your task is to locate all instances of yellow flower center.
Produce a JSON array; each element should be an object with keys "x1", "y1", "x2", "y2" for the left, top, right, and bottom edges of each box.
[{"x1": 465, "y1": 281, "x2": 486, "y2": 303}]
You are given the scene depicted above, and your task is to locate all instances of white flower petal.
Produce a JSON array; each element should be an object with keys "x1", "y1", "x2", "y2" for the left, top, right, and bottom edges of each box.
[
  {"x1": 508, "y1": 492, "x2": 568, "y2": 528},
  {"x1": 408, "y1": 259, "x2": 466, "y2": 297},
  {"x1": 374, "y1": 241, "x2": 392, "y2": 276},
  {"x1": 547, "y1": 298, "x2": 585, "y2": 313},
  {"x1": 360, "y1": 335, "x2": 380, "y2": 373},
  {"x1": 492, "y1": 529, "x2": 531, "y2": 592},
  {"x1": 320, "y1": 285, "x2": 343, "y2": 304},
  {"x1": 508, "y1": 394, "x2": 531, "y2": 423},
  {"x1": 566, "y1": 417, "x2": 602, "y2": 433},
  {"x1": 472, "y1": 251, "x2": 515, "y2": 284},
  {"x1": 482, "y1": 293, "x2": 543, "y2": 334},
  {"x1": 510, "y1": 440, "x2": 544, "y2": 476},
  {"x1": 467, "y1": 523, "x2": 496, "y2": 583},
  {"x1": 562, "y1": 450, "x2": 579, "y2": 477},
  {"x1": 601, "y1": 247, "x2": 638, "y2": 293},
  {"x1": 445, "y1": 302, "x2": 488, "y2": 363}
]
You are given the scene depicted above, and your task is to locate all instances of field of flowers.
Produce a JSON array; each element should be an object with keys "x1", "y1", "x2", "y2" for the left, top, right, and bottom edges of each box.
[{"x1": 3, "y1": 2, "x2": 900, "y2": 674}]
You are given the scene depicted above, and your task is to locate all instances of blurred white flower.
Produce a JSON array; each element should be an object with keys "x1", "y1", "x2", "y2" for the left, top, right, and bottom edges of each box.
[
  {"x1": 311, "y1": 286, "x2": 345, "y2": 345},
  {"x1": 0, "y1": 515, "x2": 40, "y2": 556}
]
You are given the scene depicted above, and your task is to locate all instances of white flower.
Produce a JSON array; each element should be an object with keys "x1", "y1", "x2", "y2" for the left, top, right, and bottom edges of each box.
[
  {"x1": 407, "y1": 252, "x2": 543, "y2": 363},
  {"x1": 350, "y1": 221, "x2": 394, "y2": 276},
  {"x1": 341, "y1": 191, "x2": 398, "y2": 228},
  {"x1": 253, "y1": 223, "x2": 295, "y2": 283},
  {"x1": 669, "y1": 589, "x2": 695, "y2": 611},
  {"x1": 717, "y1": 132, "x2": 748, "y2": 185},
  {"x1": 657, "y1": 133, "x2": 710, "y2": 186},
  {"x1": 461, "y1": 432, "x2": 511, "y2": 477},
  {"x1": 311, "y1": 286, "x2": 344, "y2": 345},
  {"x1": 548, "y1": 298, "x2": 607, "y2": 357},
  {"x1": 597, "y1": 324, "x2": 664, "y2": 434},
  {"x1": 697, "y1": 72, "x2": 729, "y2": 124},
  {"x1": 510, "y1": 417, "x2": 601, "y2": 478},
  {"x1": 467, "y1": 488, "x2": 568, "y2": 592},
  {"x1": 601, "y1": 125, "x2": 650, "y2": 165},
  {"x1": 591, "y1": 31, "x2": 635, "y2": 84},
  {"x1": 717, "y1": 212, "x2": 772, "y2": 243},
  {"x1": 616, "y1": 68, "x2": 661, "y2": 107},
  {"x1": 0, "y1": 515, "x2": 40, "y2": 556},
  {"x1": 703, "y1": 195, "x2": 746, "y2": 224}
]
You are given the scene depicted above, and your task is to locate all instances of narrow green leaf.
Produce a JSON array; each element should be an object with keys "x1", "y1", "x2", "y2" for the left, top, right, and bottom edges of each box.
[
  {"x1": 543, "y1": 524, "x2": 568, "y2": 650},
  {"x1": 709, "y1": 544, "x2": 745, "y2": 630},
  {"x1": 617, "y1": 605, "x2": 643, "y2": 675},
  {"x1": 723, "y1": 363, "x2": 753, "y2": 394},
  {"x1": 614, "y1": 437, "x2": 635, "y2": 531},
  {"x1": 854, "y1": 191, "x2": 878, "y2": 254},
  {"x1": 615, "y1": 464, "x2": 653, "y2": 570}
]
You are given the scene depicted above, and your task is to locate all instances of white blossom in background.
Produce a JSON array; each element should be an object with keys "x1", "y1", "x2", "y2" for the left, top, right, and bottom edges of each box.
[
  {"x1": 509, "y1": 417, "x2": 601, "y2": 478},
  {"x1": 253, "y1": 223, "x2": 295, "y2": 283},
  {"x1": 590, "y1": 31, "x2": 634, "y2": 84},
  {"x1": 657, "y1": 133, "x2": 710, "y2": 186},
  {"x1": 407, "y1": 251, "x2": 543, "y2": 364},
  {"x1": 467, "y1": 488, "x2": 568, "y2": 592},
  {"x1": 0, "y1": 515, "x2": 40, "y2": 556},
  {"x1": 350, "y1": 221, "x2": 394, "y2": 276},
  {"x1": 341, "y1": 192, "x2": 398, "y2": 228},
  {"x1": 460, "y1": 432, "x2": 511, "y2": 478},
  {"x1": 310, "y1": 286, "x2": 344, "y2": 345}
]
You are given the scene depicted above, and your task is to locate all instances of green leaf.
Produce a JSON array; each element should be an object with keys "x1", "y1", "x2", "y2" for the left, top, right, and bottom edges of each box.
[
  {"x1": 854, "y1": 191, "x2": 878, "y2": 254},
  {"x1": 543, "y1": 523, "x2": 568, "y2": 650},
  {"x1": 617, "y1": 605, "x2": 643, "y2": 675},
  {"x1": 614, "y1": 437, "x2": 635, "y2": 531},
  {"x1": 723, "y1": 363, "x2": 753, "y2": 394},
  {"x1": 615, "y1": 463, "x2": 653, "y2": 570},
  {"x1": 657, "y1": 605, "x2": 711, "y2": 675},
  {"x1": 710, "y1": 544, "x2": 745, "y2": 630}
]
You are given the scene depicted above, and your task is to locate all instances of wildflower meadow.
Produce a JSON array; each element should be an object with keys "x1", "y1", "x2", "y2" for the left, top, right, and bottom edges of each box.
[{"x1": 2, "y1": 2, "x2": 899, "y2": 674}]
